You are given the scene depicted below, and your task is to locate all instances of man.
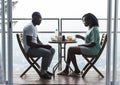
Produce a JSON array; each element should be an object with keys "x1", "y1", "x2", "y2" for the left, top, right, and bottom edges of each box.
[{"x1": 23, "y1": 12, "x2": 55, "y2": 79}]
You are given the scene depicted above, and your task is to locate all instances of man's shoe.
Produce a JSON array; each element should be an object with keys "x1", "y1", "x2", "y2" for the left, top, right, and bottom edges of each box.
[
  {"x1": 40, "y1": 73, "x2": 51, "y2": 79},
  {"x1": 47, "y1": 71, "x2": 53, "y2": 76}
]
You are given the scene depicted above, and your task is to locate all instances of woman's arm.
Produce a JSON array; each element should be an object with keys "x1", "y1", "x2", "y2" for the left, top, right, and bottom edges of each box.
[{"x1": 75, "y1": 34, "x2": 85, "y2": 40}]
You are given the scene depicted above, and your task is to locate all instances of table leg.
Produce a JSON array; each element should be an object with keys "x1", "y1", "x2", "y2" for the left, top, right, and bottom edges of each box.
[
  {"x1": 52, "y1": 42, "x2": 62, "y2": 74},
  {"x1": 53, "y1": 58, "x2": 62, "y2": 75}
]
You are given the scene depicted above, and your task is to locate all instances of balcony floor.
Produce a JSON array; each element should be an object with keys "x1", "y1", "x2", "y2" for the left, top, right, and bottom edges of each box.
[{"x1": 13, "y1": 71, "x2": 107, "y2": 85}]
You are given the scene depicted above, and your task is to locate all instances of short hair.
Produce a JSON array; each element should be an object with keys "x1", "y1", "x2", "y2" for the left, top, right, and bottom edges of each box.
[{"x1": 32, "y1": 12, "x2": 41, "y2": 18}]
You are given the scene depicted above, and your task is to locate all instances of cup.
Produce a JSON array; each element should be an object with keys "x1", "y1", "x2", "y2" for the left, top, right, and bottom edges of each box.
[{"x1": 67, "y1": 36, "x2": 72, "y2": 41}]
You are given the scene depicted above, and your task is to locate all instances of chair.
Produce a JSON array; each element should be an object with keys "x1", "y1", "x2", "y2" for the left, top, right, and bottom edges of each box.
[
  {"x1": 16, "y1": 33, "x2": 41, "y2": 78},
  {"x1": 81, "y1": 34, "x2": 107, "y2": 78}
]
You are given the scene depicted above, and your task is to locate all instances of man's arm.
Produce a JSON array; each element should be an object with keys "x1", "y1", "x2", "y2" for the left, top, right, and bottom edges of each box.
[
  {"x1": 26, "y1": 35, "x2": 40, "y2": 48},
  {"x1": 26, "y1": 35, "x2": 51, "y2": 49},
  {"x1": 37, "y1": 36, "x2": 43, "y2": 45}
]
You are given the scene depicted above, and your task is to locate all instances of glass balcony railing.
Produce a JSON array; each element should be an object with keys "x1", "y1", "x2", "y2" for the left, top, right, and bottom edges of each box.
[
  {"x1": 3, "y1": 18, "x2": 120, "y2": 74},
  {"x1": 0, "y1": 17, "x2": 119, "y2": 84}
]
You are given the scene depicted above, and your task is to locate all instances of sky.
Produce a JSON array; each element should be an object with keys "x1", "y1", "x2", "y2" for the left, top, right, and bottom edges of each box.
[{"x1": 13, "y1": 0, "x2": 111, "y2": 18}]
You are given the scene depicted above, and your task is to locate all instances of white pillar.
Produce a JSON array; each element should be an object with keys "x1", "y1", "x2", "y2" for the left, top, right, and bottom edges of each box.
[
  {"x1": 106, "y1": 0, "x2": 112, "y2": 85},
  {"x1": 1, "y1": 0, "x2": 6, "y2": 83},
  {"x1": 112, "y1": 0, "x2": 119, "y2": 85},
  {"x1": 7, "y1": 0, "x2": 13, "y2": 84}
]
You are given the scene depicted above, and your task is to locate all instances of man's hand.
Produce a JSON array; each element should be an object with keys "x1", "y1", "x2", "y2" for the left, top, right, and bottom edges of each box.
[{"x1": 43, "y1": 45, "x2": 52, "y2": 49}]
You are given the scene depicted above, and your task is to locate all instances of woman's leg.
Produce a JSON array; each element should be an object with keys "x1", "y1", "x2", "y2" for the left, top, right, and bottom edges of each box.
[{"x1": 64, "y1": 46, "x2": 82, "y2": 73}]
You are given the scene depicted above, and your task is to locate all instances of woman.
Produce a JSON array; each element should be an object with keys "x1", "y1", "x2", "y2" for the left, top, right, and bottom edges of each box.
[{"x1": 58, "y1": 13, "x2": 101, "y2": 76}]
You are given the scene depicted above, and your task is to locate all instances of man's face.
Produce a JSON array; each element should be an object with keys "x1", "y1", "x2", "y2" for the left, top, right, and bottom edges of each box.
[
  {"x1": 33, "y1": 14, "x2": 42, "y2": 25},
  {"x1": 36, "y1": 16, "x2": 42, "y2": 25}
]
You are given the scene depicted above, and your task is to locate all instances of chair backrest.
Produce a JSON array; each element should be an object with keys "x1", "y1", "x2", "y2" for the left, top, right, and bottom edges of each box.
[
  {"x1": 83, "y1": 33, "x2": 107, "y2": 57},
  {"x1": 16, "y1": 33, "x2": 27, "y2": 57},
  {"x1": 98, "y1": 33, "x2": 107, "y2": 56}
]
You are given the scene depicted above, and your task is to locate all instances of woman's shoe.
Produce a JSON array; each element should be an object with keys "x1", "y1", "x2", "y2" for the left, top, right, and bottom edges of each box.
[
  {"x1": 74, "y1": 70, "x2": 81, "y2": 74},
  {"x1": 68, "y1": 71, "x2": 80, "y2": 77}
]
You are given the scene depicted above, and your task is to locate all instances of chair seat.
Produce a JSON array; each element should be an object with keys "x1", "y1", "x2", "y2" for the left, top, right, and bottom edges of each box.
[{"x1": 82, "y1": 54, "x2": 97, "y2": 57}]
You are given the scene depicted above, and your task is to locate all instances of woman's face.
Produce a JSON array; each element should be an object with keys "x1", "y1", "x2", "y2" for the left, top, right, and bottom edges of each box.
[{"x1": 82, "y1": 17, "x2": 89, "y2": 27}]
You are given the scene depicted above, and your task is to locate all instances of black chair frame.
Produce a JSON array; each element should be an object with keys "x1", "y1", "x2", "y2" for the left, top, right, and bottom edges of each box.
[
  {"x1": 81, "y1": 34, "x2": 107, "y2": 78},
  {"x1": 16, "y1": 33, "x2": 41, "y2": 78}
]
